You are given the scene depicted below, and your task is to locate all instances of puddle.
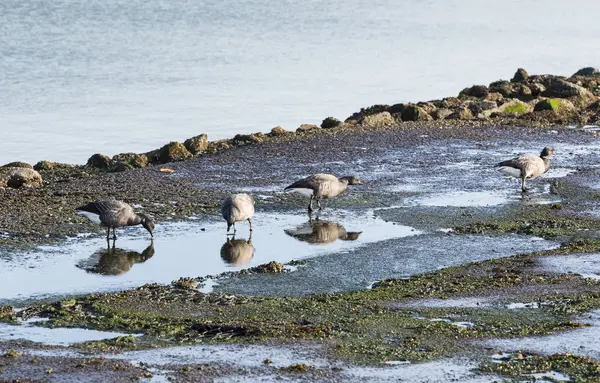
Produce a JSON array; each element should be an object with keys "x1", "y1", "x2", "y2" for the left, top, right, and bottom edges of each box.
[
  {"x1": 407, "y1": 191, "x2": 510, "y2": 207},
  {"x1": 0, "y1": 211, "x2": 417, "y2": 303},
  {"x1": 404, "y1": 297, "x2": 494, "y2": 309},
  {"x1": 506, "y1": 302, "x2": 541, "y2": 309},
  {"x1": 0, "y1": 321, "x2": 134, "y2": 346},
  {"x1": 485, "y1": 310, "x2": 600, "y2": 360},
  {"x1": 537, "y1": 253, "x2": 600, "y2": 280},
  {"x1": 529, "y1": 371, "x2": 570, "y2": 382}
]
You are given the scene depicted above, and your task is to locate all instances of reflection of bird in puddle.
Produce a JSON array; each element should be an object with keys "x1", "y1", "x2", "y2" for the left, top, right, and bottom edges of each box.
[
  {"x1": 76, "y1": 240, "x2": 155, "y2": 276},
  {"x1": 220, "y1": 234, "x2": 254, "y2": 265},
  {"x1": 284, "y1": 216, "x2": 362, "y2": 244}
]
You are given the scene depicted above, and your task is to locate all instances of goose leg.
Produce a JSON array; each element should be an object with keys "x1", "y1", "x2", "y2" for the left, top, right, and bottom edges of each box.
[
  {"x1": 248, "y1": 218, "x2": 253, "y2": 232},
  {"x1": 233, "y1": 222, "x2": 237, "y2": 234},
  {"x1": 317, "y1": 199, "x2": 322, "y2": 210},
  {"x1": 112, "y1": 228, "x2": 117, "y2": 240},
  {"x1": 521, "y1": 177, "x2": 528, "y2": 193},
  {"x1": 106, "y1": 227, "x2": 111, "y2": 241},
  {"x1": 308, "y1": 196, "x2": 314, "y2": 212}
]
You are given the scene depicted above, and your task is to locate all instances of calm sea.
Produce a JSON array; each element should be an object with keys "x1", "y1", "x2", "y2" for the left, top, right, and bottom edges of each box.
[{"x1": 1, "y1": 0, "x2": 599, "y2": 164}]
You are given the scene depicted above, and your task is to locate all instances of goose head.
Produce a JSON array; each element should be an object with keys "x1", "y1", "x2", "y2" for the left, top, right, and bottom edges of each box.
[
  {"x1": 540, "y1": 147, "x2": 554, "y2": 158},
  {"x1": 339, "y1": 175, "x2": 363, "y2": 185},
  {"x1": 138, "y1": 214, "x2": 155, "y2": 237}
]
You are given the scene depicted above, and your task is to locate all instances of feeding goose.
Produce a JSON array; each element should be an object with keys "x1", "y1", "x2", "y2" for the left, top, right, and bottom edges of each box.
[
  {"x1": 221, "y1": 193, "x2": 254, "y2": 234},
  {"x1": 284, "y1": 174, "x2": 362, "y2": 212},
  {"x1": 495, "y1": 147, "x2": 554, "y2": 192},
  {"x1": 76, "y1": 200, "x2": 154, "y2": 240}
]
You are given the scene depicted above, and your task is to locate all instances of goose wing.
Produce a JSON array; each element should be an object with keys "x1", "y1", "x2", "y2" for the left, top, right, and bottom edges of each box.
[
  {"x1": 496, "y1": 155, "x2": 542, "y2": 178},
  {"x1": 76, "y1": 200, "x2": 131, "y2": 226}
]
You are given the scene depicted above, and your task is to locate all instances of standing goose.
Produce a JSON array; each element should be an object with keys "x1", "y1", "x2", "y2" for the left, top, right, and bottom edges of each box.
[
  {"x1": 76, "y1": 200, "x2": 154, "y2": 240},
  {"x1": 284, "y1": 174, "x2": 362, "y2": 212},
  {"x1": 495, "y1": 147, "x2": 554, "y2": 192},
  {"x1": 221, "y1": 193, "x2": 254, "y2": 234}
]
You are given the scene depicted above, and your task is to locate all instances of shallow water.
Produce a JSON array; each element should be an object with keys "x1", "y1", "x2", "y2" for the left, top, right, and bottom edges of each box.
[
  {"x1": 0, "y1": 320, "x2": 133, "y2": 346},
  {"x1": 0, "y1": 210, "x2": 418, "y2": 303},
  {"x1": 537, "y1": 253, "x2": 600, "y2": 280}
]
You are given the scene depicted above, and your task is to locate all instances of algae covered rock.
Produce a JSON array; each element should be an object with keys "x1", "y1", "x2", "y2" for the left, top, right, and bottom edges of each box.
[
  {"x1": 447, "y1": 107, "x2": 474, "y2": 120},
  {"x1": 398, "y1": 105, "x2": 433, "y2": 121},
  {"x1": 345, "y1": 104, "x2": 391, "y2": 122},
  {"x1": 533, "y1": 98, "x2": 576, "y2": 114},
  {"x1": 1, "y1": 161, "x2": 33, "y2": 169},
  {"x1": 33, "y1": 160, "x2": 73, "y2": 171},
  {"x1": 489, "y1": 80, "x2": 515, "y2": 97},
  {"x1": 0, "y1": 167, "x2": 43, "y2": 188},
  {"x1": 572, "y1": 67, "x2": 599, "y2": 77},
  {"x1": 494, "y1": 99, "x2": 531, "y2": 117},
  {"x1": 361, "y1": 111, "x2": 394, "y2": 126},
  {"x1": 146, "y1": 142, "x2": 192, "y2": 164},
  {"x1": 111, "y1": 152, "x2": 149, "y2": 171},
  {"x1": 251, "y1": 261, "x2": 284, "y2": 273},
  {"x1": 86, "y1": 154, "x2": 111, "y2": 170},
  {"x1": 543, "y1": 79, "x2": 595, "y2": 100},
  {"x1": 511, "y1": 68, "x2": 529, "y2": 82},
  {"x1": 268, "y1": 126, "x2": 289, "y2": 136},
  {"x1": 430, "y1": 108, "x2": 453, "y2": 120},
  {"x1": 296, "y1": 124, "x2": 320, "y2": 133},
  {"x1": 232, "y1": 133, "x2": 265, "y2": 144},
  {"x1": 183, "y1": 134, "x2": 209, "y2": 155},
  {"x1": 321, "y1": 117, "x2": 342, "y2": 129},
  {"x1": 468, "y1": 101, "x2": 498, "y2": 115}
]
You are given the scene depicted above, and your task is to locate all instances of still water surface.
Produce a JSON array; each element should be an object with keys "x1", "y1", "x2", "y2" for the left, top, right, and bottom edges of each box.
[{"x1": 1, "y1": 0, "x2": 600, "y2": 163}]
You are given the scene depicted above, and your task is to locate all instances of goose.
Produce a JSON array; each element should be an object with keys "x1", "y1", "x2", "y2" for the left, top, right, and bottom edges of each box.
[
  {"x1": 284, "y1": 174, "x2": 362, "y2": 212},
  {"x1": 495, "y1": 147, "x2": 554, "y2": 192},
  {"x1": 284, "y1": 219, "x2": 362, "y2": 244},
  {"x1": 76, "y1": 200, "x2": 154, "y2": 240},
  {"x1": 220, "y1": 235, "x2": 254, "y2": 265},
  {"x1": 76, "y1": 241, "x2": 155, "y2": 276},
  {"x1": 221, "y1": 193, "x2": 254, "y2": 234}
]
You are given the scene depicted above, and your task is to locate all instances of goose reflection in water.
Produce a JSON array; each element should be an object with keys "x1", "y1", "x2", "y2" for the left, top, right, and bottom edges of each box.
[
  {"x1": 284, "y1": 218, "x2": 362, "y2": 245},
  {"x1": 76, "y1": 241, "x2": 155, "y2": 276},
  {"x1": 220, "y1": 234, "x2": 254, "y2": 265}
]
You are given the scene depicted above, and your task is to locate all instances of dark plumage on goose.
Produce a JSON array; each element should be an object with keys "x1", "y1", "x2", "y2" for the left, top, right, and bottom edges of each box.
[
  {"x1": 284, "y1": 173, "x2": 362, "y2": 212},
  {"x1": 76, "y1": 200, "x2": 154, "y2": 240},
  {"x1": 495, "y1": 147, "x2": 554, "y2": 192}
]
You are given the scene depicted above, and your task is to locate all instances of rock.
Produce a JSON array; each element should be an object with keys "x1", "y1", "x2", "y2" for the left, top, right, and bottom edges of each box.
[
  {"x1": 494, "y1": 99, "x2": 531, "y2": 116},
  {"x1": 400, "y1": 106, "x2": 433, "y2": 121},
  {"x1": 447, "y1": 107, "x2": 474, "y2": 120},
  {"x1": 1, "y1": 162, "x2": 33, "y2": 169},
  {"x1": 321, "y1": 117, "x2": 342, "y2": 129},
  {"x1": 232, "y1": 133, "x2": 265, "y2": 144},
  {"x1": 430, "y1": 108, "x2": 453, "y2": 120},
  {"x1": 529, "y1": 83, "x2": 546, "y2": 97},
  {"x1": 416, "y1": 102, "x2": 437, "y2": 114},
  {"x1": 572, "y1": 67, "x2": 599, "y2": 77},
  {"x1": 514, "y1": 84, "x2": 533, "y2": 101},
  {"x1": 484, "y1": 92, "x2": 504, "y2": 102},
  {"x1": 533, "y1": 98, "x2": 576, "y2": 114},
  {"x1": 86, "y1": 154, "x2": 111, "y2": 170},
  {"x1": 543, "y1": 78, "x2": 595, "y2": 100},
  {"x1": 468, "y1": 101, "x2": 497, "y2": 115},
  {"x1": 459, "y1": 85, "x2": 489, "y2": 98},
  {"x1": 345, "y1": 104, "x2": 391, "y2": 122},
  {"x1": 111, "y1": 153, "x2": 149, "y2": 170},
  {"x1": 440, "y1": 97, "x2": 463, "y2": 108},
  {"x1": 511, "y1": 68, "x2": 529, "y2": 82},
  {"x1": 361, "y1": 111, "x2": 395, "y2": 126},
  {"x1": 268, "y1": 126, "x2": 289, "y2": 136},
  {"x1": 146, "y1": 142, "x2": 192, "y2": 164},
  {"x1": 251, "y1": 261, "x2": 284, "y2": 273},
  {"x1": 588, "y1": 111, "x2": 600, "y2": 124},
  {"x1": 206, "y1": 140, "x2": 231, "y2": 153},
  {"x1": 489, "y1": 80, "x2": 514, "y2": 97},
  {"x1": 33, "y1": 161, "x2": 73, "y2": 171},
  {"x1": 0, "y1": 167, "x2": 43, "y2": 188},
  {"x1": 296, "y1": 124, "x2": 320, "y2": 133},
  {"x1": 183, "y1": 134, "x2": 208, "y2": 155}
]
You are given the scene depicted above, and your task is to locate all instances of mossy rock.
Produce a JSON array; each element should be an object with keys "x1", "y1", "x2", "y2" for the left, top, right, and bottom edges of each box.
[
  {"x1": 495, "y1": 100, "x2": 531, "y2": 116},
  {"x1": 489, "y1": 81, "x2": 515, "y2": 97},
  {"x1": 440, "y1": 97, "x2": 463, "y2": 108},
  {"x1": 86, "y1": 154, "x2": 111, "y2": 170},
  {"x1": 446, "y1": 107, "x2": 474, "y2": 120},
  {"x1": 542, "y1": 79, "x2": 596, "y2": 105},
  {"x1": 0, "y1": 167, "x2": 43, "y2": 188},
  {"x1": 361, "y1": 111, "x2": 395, "y2": 126},
  {"x1": 416, "y1": 101, "x2": 437, "y2": 114},
  {"x1": 112, "y1": 153, "x2": 148, "y2": 169},
  {"x1": 511, "y1": 68, "x2": 529, "y2": 82},
  {"x1": 321, "y1": 117, "x2": 342, "y2": 129},
  {"x1": 206, "y1": 139, "x2": 232, "y2": 153},
  {"x1": 468, "y1": 101, "x2": 497, "y2": 115},
  {"x1": 146, "y1": 142, "x2": 192, "y2": 164},
  {"x1": 345, "y1": 104, "x2": 391, "y2": 122},
  {"x1": 268, "y1": 126, "x2": 290, "y2": 137},
  {"x1": 534, "y1": 98, "x2": 576, "y2": 114},
  {"x1": 232, "y1": 133, "x2": 265, "y2": 144},
  {"x1": 296, "y1": 124, "x2": 320, "y2": 133},
  {"x1": 33, "y1": 161, "x2": 74, "y2": 171},
  {"x1": 250, "y1": 261, "x2": 284, "y2": 273},
  {"x1": 183, "y1": 134, "x2": 209, "y2": 155},
  {"x1": 1, "y1": 161, "x2": 33, "y2": 169},
  {"x1": 430, "y1": 108, "x2": 453, "y2": 120}
]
